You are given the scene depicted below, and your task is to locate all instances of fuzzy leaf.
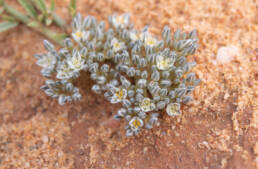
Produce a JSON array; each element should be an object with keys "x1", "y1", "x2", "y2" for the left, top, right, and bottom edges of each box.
[
  {"x1": 69, "y1": 0, "x2": 76, "y2": 18},
  {"x1": 50, "y1": 0, "x2": 55, "y2": 11},
  {"x1": 1, "y1": 14, "x2": 16, "y2": 22},
  {"x1": 0, "y1": 21, "x2": 18, "y2": 32},
  {"x1": 32, "y1": 0, "x2": 46, "y2": 12},
  {"x1": 18, "y1": 0, "x2": 37, "y2": 18}
]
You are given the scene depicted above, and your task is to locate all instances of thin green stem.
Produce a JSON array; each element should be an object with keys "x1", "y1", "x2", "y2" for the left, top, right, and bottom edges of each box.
[{"x1": 2, "y1": 0, "x2": 67, "y2": 45}]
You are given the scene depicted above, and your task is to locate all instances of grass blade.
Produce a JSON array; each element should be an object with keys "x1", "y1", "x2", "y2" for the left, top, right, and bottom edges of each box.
[
  {"x1": 69, "y1": 0, "x2": 76, "y2": 18},
  {"x1": 0, "y1": 21, "x2": 18, "y2": 32},
  {"x1": 32, "y1": 0, "x2": 46, "y2": 12},
  {"x1": 50, "y1": 0, "x2": 55, "y2": 12},
  {"x1": 3, "y1": 1, "x2": 30, "y2": 24},
  {"x1": 18, "y1": 0, "x2": 37, "y2": 18}
]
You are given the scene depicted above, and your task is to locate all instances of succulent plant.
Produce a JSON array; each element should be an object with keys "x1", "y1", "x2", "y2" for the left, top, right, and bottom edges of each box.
[{"x1": 35, "y1": 13, "x2": 200, "y2": 136}]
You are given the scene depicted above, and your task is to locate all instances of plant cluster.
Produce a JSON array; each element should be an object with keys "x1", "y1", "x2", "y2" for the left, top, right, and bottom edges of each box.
[{"x1": 35, "y1": 13, "x2": 200, "y2": 136}]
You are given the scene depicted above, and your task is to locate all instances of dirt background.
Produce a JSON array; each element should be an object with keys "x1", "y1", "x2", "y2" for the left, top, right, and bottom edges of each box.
[{"x1": 0, "y1": 0, "x2": 257, "y2": 169}]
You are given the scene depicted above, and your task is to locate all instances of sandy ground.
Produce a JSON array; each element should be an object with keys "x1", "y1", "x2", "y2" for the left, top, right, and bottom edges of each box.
[{"x1": 0, "y1": 0, "x2": 257, "y2": 168}]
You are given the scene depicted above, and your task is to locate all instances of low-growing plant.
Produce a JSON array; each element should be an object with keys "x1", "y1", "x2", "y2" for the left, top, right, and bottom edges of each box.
[{"x1": 34, "y1": 13, "x2": 200, "y2": 136}]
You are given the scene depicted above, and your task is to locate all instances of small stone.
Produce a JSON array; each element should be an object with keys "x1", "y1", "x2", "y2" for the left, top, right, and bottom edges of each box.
[
  {"x1": 216, "y1": 45, "x2": 239, "y2": 64},
  {"x1": 42, "y1": 136, "x2": 49, "y2": 143}
]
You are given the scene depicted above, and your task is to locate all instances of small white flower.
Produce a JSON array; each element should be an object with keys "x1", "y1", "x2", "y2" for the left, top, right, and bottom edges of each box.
[
  {"x1": 142, "y1": 33, "x2": 157, "y2": 47},
  {"x1": 129, "y1": 31, "x2": 141, "y2": 42},
  {"x1": 36, "y1": 52, "x2": 56, "y2": 69},
  {"x1": 56, "y1": 62, "x2": 74, "y2": 79},
  {"x1": 112, "y1": 14, "x2": 130, "y2": 28},
  {"x1": 156, "y1": 54, "x2": 174, "y2": 70},
  {"x1": 166, "y1": 103, "x2": 181, "y2": 116},
  {"x1": 111, "y1": 38, "x2": 125, "y2": 52},
  {"x1": 110, "y1": 87, "x2": 127, "y2": 103},
  {"x1": 72, "y1": 30, "x2": 90, "y2": 42},
  {"x1": 129, "y1": 116, "x2": 144, "y2": 131},
  {"x1": 139, "y1": 98, "x2": 155, "y2": 112},
  {"x1": 67, "y1": 52, "x2": 86, "y2": 71}
]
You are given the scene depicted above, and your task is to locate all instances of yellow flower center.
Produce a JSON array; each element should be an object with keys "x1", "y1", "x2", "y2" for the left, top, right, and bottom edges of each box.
[
  {"x1": 160, "y1": 59, "x2": 169, "y2": 68},
  {"x1": 75, "y1": 31, "x2": 83, "y2": 38},
  {"x1": 132, "y1": 119, "x2": 141, "y2": 128},
  {"x1": 141, "y1": 99, "x2": 151, "y2": 108},
  {"x1": 115, "y1": 90, "x2": 124, "y2": 99},
  {"x1": 145, "y1": 37, "x2": 156, "y2": 46},
  {"x1": 113, "y1": 42, "x2": 121, "y2": 49},
  {"x1": 157, "y1": 56, "x2": 173, "y2": 70}
]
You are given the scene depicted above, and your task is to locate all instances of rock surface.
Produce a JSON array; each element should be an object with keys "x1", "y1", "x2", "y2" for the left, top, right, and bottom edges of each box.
[{"x1": 0, "y1": 0, "x2": 257, "y2": 169}]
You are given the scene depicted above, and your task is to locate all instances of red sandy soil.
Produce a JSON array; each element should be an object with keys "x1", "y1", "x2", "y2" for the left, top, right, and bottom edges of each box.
[{"x1": 0, "y1": 0, "x2": 257, "y2": 168}]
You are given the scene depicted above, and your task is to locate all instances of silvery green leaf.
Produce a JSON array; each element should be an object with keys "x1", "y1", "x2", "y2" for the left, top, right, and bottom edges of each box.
[
  {"x1": 175, "y1": 69, "x2": 183, "y2": 78},
  {"x1": 45, "y1": 89, "x2": 54, "y2": 96},
  {"x1": 160, "y1": 88, "x2": 168, "y2": 96},
  {"x1": 157, "y1": 101, "x2": 166, "y2": 109},
  {"x1": 58, "y1": 95, "x2": 66, "y2": 105},
  {"x1": 43, "y1": 40, "x2": 55, "y2": 52},
  {"x1": 89, "y1": 63, "x2": 98, "y2": 73},
  {"x1": 66, "y1": 83, "x2": 74, "y2": 91},
  {"x1": 101, "y1": 64, "x2": 109, "y2": 73},
  {"x1": 136, "y1": 88, "x2": 143, "y2": 94},
  {"x1": 127, "y1": 90, "x2": 135, "y2": 98},
  {"x1": 138, "y1": 112, "x2": 146, "y2": 119},
  {"x1": 118, "y1": 108, "x2": 127, "y2": 117},
  {"x1": 162, "y1": 25, "x2": 170, "y2": 40},
  {"x1": 96, "y1": 76, "x2": 106, "y2": 84},
  {"x1": 160, "y1": 80, "x2": 171, "y2": 87},
  {"x1": 150, "y1": 85, "x2": 160, "y2": 95},
  {"x1": 189, "y1": 29, "x2": 197, "y2": 39},
  {"x1": 169, "y1": 91, "x2": 175, "y2": 99},
  {"x1": 126, "y1": 129, "x2": 134, "y2": 137},
  {"x1": 137, "y1": 79, "x2": 147, "y2": 88},
  {"x1": 123, "y1": 99, "x2": 131, "y2": 108},
  {"x1": 153, "y1": 95, "x2": 160, "y2": 101},
  {"x1": 135, "y1": 93, "x2": 144, "y2": 102},
  {"x1": 120, "y1": 76, "x2": 131, "y2": 88},
  {"x1": 178, "y1": 39, "x2": 192, "y2": 50},
  {"x1": 97, "y1": 52, "x2": 104, "y2": 61},
  {"x1": 125, "y1": 115, "x2": 132, "y2": 121},
  {"x1": 186, "y1": 73, "x2": 196, "y2": 82},
  {"x1": 114, "y1": 114, "x2": 123, "y2": 120},
  {"x1": 164, "y1": 97, "x2": 170, "y2": 104},
  {"x1": 194, "y1": 79, "x2": 201, "y2": 86},
  {"x1": 162, "y1": 71, "x2": 170, "y2": 79},
  {"x1": 134, "y1": 107, "x2": 141, "y2": 113},
  {"x1": 141, "y1": 71, "x2": 148, "y2": 79},
  {"x1": 174, "y1": 29, "x2": 181, "y2": 40},
  {"x1": 83, "y1": 16, "x2": 92, "y2": 29},
  {"x1": 182, "y1": 96, "x2": 192, "y2": 103},
  {"x1": 127, "y1": 67, "x2": 135, "y2": 77},
  {"x1": 40, "y1": 68, "x2": 53, "y2": 77},
  {"x1": 90, "y1": 73, "x2": 97, "y2": 80},
  {"x1": 175, "y1": 88, "x2": 187, "y2": 97},
  {"x1": 151, "y1": 71, "x2": 160, "y2": 81},
  {"x1": 132, "y1": 55, "x2": 140, "y2": 65}
]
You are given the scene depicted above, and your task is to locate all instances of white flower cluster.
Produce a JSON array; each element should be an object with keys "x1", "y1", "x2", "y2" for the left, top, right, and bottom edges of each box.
[{"x1": 35, "y1": 13, "x2": 200, "y2": 136}]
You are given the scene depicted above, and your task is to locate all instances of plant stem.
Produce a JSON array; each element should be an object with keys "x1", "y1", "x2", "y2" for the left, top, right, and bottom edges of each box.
[{"x1": 2, "y1": 1, "x2": 67, "y2": 45}]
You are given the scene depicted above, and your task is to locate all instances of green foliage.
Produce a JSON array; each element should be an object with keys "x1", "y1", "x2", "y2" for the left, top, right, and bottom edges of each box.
[
  {"x1": 35, "y1": 13, "x2": 200, "y2": 136},
  {"x1": 18, "y1": 0, "x2": 37, "y2": 18},
  {"x1": 0, "y1": 21, "x2": 18, "y2": 32}
]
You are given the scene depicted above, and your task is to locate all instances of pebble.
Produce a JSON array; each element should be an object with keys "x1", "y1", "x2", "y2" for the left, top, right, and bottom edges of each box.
[
  {"x1": 42, "y1": 136, "x2": 49, "y2": 143},
  {"x1": 216, "y1": 45, "x2": 239, "y2": 64}
]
